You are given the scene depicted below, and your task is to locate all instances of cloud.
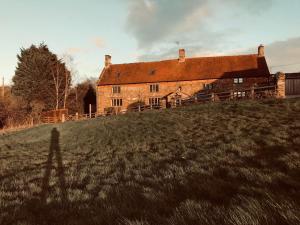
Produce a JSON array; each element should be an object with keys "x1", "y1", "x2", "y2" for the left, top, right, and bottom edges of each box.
[
  {"x1": 65, "y1": 47, "x2": 87, "y2": 55},
  {"x1": 265, "y1": 37, "x2": 300, "y2": 73},
  {"x1": 227, "y1": 0, "x2": 274, "y2": 14},
  {"x1": 126, "y1": 0, "x2": 275, "y2": 49},
  {"x1": 91, "y1": 37, "x2": 106, "y2": 49},
  {"x1": 126, "y1": 0, "x2": 210, "y2": 49}
]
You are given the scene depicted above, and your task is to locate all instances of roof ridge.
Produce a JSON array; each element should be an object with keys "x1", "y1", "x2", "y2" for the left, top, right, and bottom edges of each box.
[{"x1": 110, "y1": 54, "x2": 259, "y2": 66}]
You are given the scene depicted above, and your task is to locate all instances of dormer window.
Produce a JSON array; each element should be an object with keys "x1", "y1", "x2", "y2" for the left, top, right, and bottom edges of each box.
[
  {"x1": 234, "y1": 78, "x2": 244, "y2": 84},
  {"x1": 149, "y1": 69, "x2": 156, "y2": 75}
]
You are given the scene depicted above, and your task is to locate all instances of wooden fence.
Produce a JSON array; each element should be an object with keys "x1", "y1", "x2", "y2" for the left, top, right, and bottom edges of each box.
[
  {"x1": 41, "y1": 85, "x2": 277, "y2": 124},
  {"x1": 286, "y1": 73, "x2": 300, "y2": 96}
]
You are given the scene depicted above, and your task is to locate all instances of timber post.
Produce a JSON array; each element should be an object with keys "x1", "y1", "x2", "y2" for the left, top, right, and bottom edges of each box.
[
  {"x1": 89, "y1": 104, "x2": 92, "y2": 118},
  {"x1": 62, "y1": 114, "x2": 65, "y2": 123},
  {"x1": 211, "y1": 93, "x2": 215, "y2": 102},
  {"x1": 250, "y1": 86, "x2": 255, "y2": 99}
]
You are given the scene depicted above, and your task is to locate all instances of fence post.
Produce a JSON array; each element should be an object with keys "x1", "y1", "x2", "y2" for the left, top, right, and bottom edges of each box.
[
  {"x1": 62, "y1": 114, "x2": 65, "y2": 123},
  {"x1": 230, "y1": 90, "x2": 234, "y2": 100},
  {"x1": 250, "y1": 86, "x2": 255, "y2": 99},
  {"x1": 76, "y1": 112, "x2": 79, "y2": 120},
  {"x1": 138, "y1": 104, "x2": 141, "y2": 112},
  {"x1": 161, "y1": 99, "x2": 167, "y2": 109},
  {"x1": 211, "y1": 93, "x2": 215, "y2": 102},
  {"x1": 89, "y1": 104, "x2": 92, "y2": 118},
  {"x1": 194, "y1": 95, "x2": 198, "y2": 103}
]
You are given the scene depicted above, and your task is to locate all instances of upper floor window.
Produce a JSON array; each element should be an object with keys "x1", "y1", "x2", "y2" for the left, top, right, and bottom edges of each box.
[
  {"x1": 234, "y1": 78, "x2": 244, "y2": 84},
  {"x1": 112, "y1": 86, "x2": 121, "y2": 94},
  {"x1": 150, "y1": 84, "x2": 159, "y2": 93},
  {"x1": 112, "y1": 98, "x2": 122, "y2": 107}
]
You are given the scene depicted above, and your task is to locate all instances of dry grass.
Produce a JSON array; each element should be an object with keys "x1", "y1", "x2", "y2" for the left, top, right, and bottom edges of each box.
[{"x1": 0, "y1": 98, "x2": 300, "y2": 225}]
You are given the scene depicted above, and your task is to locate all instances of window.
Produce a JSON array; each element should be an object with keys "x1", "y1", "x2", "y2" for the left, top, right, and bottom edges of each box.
[
  {"x1": 112, "y1": 98, "x2": 123, "y2": 107},
  {"x1": 150, "y1": 84, "x2": 159, "y2": 92},
  {"x1": 234, "y1": 78, "x2": 244, "y2": 84},
  {"x1": 204, "y1": 83, "x2": 213, "y2": 90},
  {"x1": 112, "y1": 86, "x2": 121, "y2": 94},
  {"x1": 149, "y1": 69, "x2": 156, "y2": 75},
  {"x1": 149, "y1": 97, "x2": 160, "y2": 106},
  {"x1": 233, "y1": 91, "x2": 246, "y2": 98}
]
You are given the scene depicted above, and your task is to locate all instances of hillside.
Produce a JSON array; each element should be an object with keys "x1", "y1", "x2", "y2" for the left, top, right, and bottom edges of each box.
[{"x1": 0, "y1": 98, "x2": 300, "y2": 225}]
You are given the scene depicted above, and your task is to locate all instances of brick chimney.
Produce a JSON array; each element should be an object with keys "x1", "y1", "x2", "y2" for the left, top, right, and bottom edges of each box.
[
  {"x1": 179, "y1": 49, "x2": 185, "y2": 63},
  {"x1": 258, "y1": 45, "x2": 264, "y2": 57},
  {"x1": 105, "y1": 55, "x2": 112, "y2": 68}
]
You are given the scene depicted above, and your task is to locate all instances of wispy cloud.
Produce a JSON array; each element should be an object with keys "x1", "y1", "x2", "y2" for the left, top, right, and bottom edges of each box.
[
  {"x1": 91, "y1": 37, "x2": 106, "y2": 49},
  {"x1": 65, "y1": 47, "x2": 87, "y2": 55}
]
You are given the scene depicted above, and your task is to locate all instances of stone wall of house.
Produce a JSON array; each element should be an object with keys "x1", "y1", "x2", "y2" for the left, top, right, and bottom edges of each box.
[
  {"x1": 97, "y1": 77, "x2": 269, "y2": 113},
  {"x1": 97, "y1": 77, "x2": 270, "y2": 113}
]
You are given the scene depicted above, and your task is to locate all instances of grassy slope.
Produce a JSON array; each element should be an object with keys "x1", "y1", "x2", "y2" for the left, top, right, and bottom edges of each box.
[{"x1": 0, "y1": 98, "x2": 300, "y2": 225}]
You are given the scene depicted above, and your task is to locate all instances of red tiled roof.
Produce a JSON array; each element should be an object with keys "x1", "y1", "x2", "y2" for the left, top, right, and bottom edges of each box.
[{"x1": 98, "y1": 54, "x2": 270, "y2": 86}]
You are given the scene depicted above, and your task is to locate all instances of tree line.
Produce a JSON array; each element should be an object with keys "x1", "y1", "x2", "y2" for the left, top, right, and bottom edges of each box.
[{"x1": 0, "y1": 43, "x2": 96, "y2": 129}]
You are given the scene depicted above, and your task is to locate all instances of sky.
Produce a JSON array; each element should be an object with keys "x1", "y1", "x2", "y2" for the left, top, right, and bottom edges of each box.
[{"x1": 1, "y1": 0, "x2": 300, "y2": 84}]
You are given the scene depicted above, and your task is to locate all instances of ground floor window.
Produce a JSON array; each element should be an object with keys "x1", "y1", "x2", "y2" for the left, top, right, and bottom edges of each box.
[
  {"x1": 233, "y1": 91, "x2": 246, "y2": 98},
  {"x1": 149, "y1": 97, "x2": 161, "y2": 106},
  {"x1": 204, "y1": 83, "x2": 214, "y2": 90},
  {"x1": 112, "y1": 98, "x2": 123, "y2": 107}
]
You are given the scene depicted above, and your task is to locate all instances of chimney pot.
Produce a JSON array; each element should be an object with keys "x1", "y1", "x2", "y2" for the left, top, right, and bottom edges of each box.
[
  {"x1": 105, "y1": 55, "x2": 112, "y2": 68},
  {"x1": 179, "y1": 49, "x2": 185, "y2": 63},
  {"x1": 258, "y1": 45, "x2": 264, "y2": 57}
]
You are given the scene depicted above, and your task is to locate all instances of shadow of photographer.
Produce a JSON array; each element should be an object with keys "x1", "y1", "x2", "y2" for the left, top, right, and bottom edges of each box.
[{"x1": 40, "y1": 128, "x2": 68, "y2": 204}]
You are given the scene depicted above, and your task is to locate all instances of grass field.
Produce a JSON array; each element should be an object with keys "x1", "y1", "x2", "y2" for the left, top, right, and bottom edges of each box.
[{"x1": 0, "y1": 98, "x2": 300, "y2": 225}]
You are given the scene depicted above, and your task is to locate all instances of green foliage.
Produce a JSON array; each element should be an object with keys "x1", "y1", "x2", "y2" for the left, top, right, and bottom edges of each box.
[
  {"x1": 0, "y1": 98, "x2": 300, "y2": 225},
  {"x1": 12, "y1": 43, "x2": 71, "y2": 110}
]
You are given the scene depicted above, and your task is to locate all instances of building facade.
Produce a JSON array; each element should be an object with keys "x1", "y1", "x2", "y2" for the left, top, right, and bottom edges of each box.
[{"x1": 97, "y1": 45, "x2": 272, "y2": 114}]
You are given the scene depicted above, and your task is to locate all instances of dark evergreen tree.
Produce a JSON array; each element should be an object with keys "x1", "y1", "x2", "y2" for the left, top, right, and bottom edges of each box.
[{"x1": 12, "y1": 44, "x2": 71, "y2": 111}]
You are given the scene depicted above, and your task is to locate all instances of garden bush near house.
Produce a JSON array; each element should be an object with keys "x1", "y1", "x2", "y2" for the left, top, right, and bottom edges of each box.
[{"x1": 0, "y1": 98, "x2": 299, "y2": 225}]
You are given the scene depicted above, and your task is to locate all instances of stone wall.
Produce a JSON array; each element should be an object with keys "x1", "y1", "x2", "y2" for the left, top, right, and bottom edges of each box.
[{"x1": 97, "y1": 77, "x2": 270, "y2": 113}]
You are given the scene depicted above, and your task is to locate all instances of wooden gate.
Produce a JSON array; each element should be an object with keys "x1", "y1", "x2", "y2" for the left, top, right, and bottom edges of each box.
[{"x1": 286, "y1": 73, "x2": 300, "y2": 96}]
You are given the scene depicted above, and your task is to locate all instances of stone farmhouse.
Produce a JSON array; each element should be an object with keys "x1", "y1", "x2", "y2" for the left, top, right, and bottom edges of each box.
[{"x1": 96, "y1": 45, "x2": 272, "y2": 114}]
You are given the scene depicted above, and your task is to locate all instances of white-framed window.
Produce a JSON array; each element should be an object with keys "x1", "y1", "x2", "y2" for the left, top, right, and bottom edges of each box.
[
  {"x1": 112, "y1": 86, "x2": 121, "y2": 94},
  {"x1": 234, "y1": 78, "x2": 244, "y2": 84},
  {"x1": 233, "y1": 91, "x2": 246, "y2": 98},
  {"x1": 112, "y1": 98, "x2": 123, "y2": 107},
  {"x1": 203, "y1": 83, "x2": 214, "y2": 90},
  {"x1": 149, "y1": 97, "x2": 160, "y2": 106},
  {"x1": 150, "y1": 84, "x2": 159, "y2": 92}
]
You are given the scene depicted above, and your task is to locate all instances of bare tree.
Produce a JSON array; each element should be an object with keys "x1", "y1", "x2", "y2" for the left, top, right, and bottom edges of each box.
[{"x1": 62, "y1": 54, "x2": 77, "y2": 109}]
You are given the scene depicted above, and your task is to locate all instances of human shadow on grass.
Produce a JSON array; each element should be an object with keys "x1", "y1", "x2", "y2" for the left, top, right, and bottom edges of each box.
[{"x1": 40, "y1": 127, "x2": 68, "y2": 204}]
